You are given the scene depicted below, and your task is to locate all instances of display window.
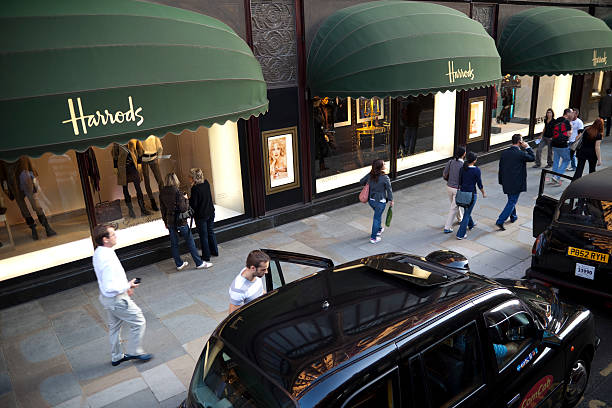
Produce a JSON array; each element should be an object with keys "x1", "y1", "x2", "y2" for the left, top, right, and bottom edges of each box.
[
  {"x1": 0, "y1": 121, "x2": 246, "y2": 280},
  {"x1": 491, "y1": 75, "x2": 572, "y2": 146},
  {"x1": 0, "y1": 153, "x2": 92, "y2": 281},
  {"x1": 396, "y1": 91, "x2": 455, "y2": 173},
  {"x1": 314, "y1": 97, "x2": 391, "y2": 194},
  {"x1": 580, "y1": 71, "x2": 612, "y2": 124}
]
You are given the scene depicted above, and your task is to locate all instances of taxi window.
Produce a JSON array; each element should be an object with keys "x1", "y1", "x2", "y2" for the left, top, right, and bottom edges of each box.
[
  {"x1": 422, "y1": 323, "x2": 484, "y2": 408},
  {"x1": 484, "y1": 300, "x2": 537, "y2": 371},
  {"x1": 342, "y1": 368, "x2": 399, "y2": 408},
  {"x1": 558, "y1": 198, "x2": 612, "y2": 230}
]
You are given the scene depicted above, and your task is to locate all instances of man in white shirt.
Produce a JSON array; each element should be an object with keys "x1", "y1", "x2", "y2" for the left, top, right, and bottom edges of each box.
[
  {"x1": 569, "y1": 109, "x2": 584, "y2": 171},
  {"x1": 228, "y1": 250, "x2": 270, "y2": 314},
  {"x1": 92, "y1": 225, "x2": 152, "y2": 366}
]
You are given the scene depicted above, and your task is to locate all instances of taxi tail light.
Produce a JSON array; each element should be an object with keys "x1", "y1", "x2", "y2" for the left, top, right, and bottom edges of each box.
[{"x1": 532, "y1": 236, "x2": 540, "y2": 255}]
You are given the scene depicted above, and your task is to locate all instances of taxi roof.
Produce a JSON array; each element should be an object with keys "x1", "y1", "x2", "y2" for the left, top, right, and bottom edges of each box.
[
  {"x1": 216, "y1": 253, "x2": 497, "y2": 400},
  {"x1": 562, "y1": 166, "x2": 612, "y2": 201}
]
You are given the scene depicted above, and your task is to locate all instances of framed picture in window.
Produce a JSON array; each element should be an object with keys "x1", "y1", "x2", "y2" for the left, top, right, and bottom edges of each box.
[
  {"x1": 468, "y1": 96, "x2": 486, "y2": 141},
  {"x1": 262, "y1": 126, "x2": 300, "y2": 195},
  {"x1": 357, "y1": 97, "x2": 385, "y2": 124},
  {"x1": 334, "y1": 97, "x2": 351, "y2": 127}
]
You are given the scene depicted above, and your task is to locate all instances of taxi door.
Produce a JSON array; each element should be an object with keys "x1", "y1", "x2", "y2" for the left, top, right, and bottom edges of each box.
[
  {"x1": 482, "y1": 298, "x2": 565, "y2": 408},
  {"x1": 260, "y1": 248, "x2": 334, "y2": 292},
  {"x1": 533, "y1": 170, "x2": 573, "y2": 237}
]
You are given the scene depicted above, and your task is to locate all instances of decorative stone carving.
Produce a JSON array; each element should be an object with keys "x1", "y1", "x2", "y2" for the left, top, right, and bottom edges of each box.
[
  {"x1": 472, "y1": 4, "x2": 496, "y2": 38},
  {"x1": 251, "y1": 0, "x2": 297, "y2": 88}
]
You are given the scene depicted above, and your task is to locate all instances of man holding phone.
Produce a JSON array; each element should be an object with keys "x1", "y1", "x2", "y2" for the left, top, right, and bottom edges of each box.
[{"x1": 93, "y1": 224, "x2": 152, "y2": 366}]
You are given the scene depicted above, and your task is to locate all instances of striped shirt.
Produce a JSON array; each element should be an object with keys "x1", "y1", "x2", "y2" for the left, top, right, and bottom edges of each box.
[{"x1": 229, "y1": 268, "x2": 264, "y2": 307}]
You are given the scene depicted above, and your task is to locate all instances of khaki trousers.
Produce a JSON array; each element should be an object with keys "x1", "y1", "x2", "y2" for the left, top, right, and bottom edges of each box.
[
  {"x1": 99, "y1": 293, "x2": 146, "y2": 362},
  {"x1": 445, "y1": 186, "x2": 464, "y2": 230}
]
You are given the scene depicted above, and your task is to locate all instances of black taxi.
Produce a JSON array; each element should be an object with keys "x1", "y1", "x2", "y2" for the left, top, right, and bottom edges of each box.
[
  {"x1": 529, "y1": 167, "x2": 612, "y2": 299},
  {"x1": 181, "y1": 250, "x2": 598, "y2": 408}
]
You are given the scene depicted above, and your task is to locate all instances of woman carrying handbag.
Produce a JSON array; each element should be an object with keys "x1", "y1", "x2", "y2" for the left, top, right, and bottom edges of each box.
[
  {"x1": 159, "y1": 173, "x2": 210, "y2": 271},
  {"x1": 456, "y1": 152, "x2": 486, "y2": 240},
  {"x1": 442, "y1": 146, "x2": 466, "y2": 233},
  {"x1": 360, "y1": 159, "x2": 393, "y2": 244},
  {"x1": 574, "y1": 118, "x2": 604, "y2": 180}
]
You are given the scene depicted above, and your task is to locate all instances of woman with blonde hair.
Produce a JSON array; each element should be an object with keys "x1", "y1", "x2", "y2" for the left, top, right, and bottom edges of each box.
[
  {"x1": 159, "y1": 172, "x2": 209, "y2": 270},
  {"x1": 574, "y1": 118, "x2": 604, "y2": 179},
  {"x1": 189, "y1": 168, "x2": 218, "y2": 264}
]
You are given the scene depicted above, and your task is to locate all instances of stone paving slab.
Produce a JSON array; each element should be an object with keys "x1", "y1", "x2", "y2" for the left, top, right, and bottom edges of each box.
[{"x1": 0, "y1": 141, "x2": 608, "y2": 407}]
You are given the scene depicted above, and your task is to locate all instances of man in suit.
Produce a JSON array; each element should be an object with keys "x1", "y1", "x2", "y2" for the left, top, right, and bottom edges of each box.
[
  {"x1": 599, "y1": 88, "x2": 612, "y2": 137},
  {"x1": 496, "y1": 134, "x2": 535, "y2": 231}
]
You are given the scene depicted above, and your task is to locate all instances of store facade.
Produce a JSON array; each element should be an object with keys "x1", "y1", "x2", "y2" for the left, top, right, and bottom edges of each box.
[{"x1": 1, "y1": 0, "x2": 611, "y2": 306}]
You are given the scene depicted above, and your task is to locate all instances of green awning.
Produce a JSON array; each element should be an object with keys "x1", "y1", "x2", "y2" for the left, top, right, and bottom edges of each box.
[
  {"x1": 307, "y1": 1, "x2": 501, "y2": 98},
  {"x1": 0, "y1": 0, "x2": 268, "y2": 161},
  {"x1": 498, "y1": 7, "x2": 612, "y2": 76}
]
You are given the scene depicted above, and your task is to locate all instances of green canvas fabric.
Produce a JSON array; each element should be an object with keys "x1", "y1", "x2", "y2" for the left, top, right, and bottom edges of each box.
[
  {"x1": 307, "y1": 1, "x2": 501, "y2": 98},
  {"x1": 498, "y1": 7, "x2": 612, "y2": 76},
  {"x1": 0, "y1": 0, "x2": 268, "y2": 161}
]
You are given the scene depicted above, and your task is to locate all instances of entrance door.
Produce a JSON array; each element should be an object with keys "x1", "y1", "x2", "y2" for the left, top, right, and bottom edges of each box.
[{"x1": 260, "y1": 248, "x2": 334, "y2": 292}]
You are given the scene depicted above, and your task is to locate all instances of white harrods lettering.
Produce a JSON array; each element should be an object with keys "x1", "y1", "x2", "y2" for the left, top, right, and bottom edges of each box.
[
  {"x1": 446, "y1": 61, "x2": 475, "y2": 84},
  {"x1": 592, "y1": 50, "x2": 607, "y2": 67},
  {"x1": 61, "y1": 96, "x2": 144, "y2": 136}
]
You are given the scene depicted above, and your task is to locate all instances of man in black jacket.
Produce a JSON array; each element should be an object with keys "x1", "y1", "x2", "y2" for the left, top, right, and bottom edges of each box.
[
  {"x1": 495, "y1": 134, "x2": 535, "y2": 231},
  {"x1": 599, "y1": 88, "x2": 612, "y2": 137}
]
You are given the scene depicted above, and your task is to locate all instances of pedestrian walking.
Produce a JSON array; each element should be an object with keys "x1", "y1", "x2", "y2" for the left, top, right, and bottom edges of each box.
[
  {"x1": 159, "y1": 172, "x2": 209, "y2": 270},
  {"x1": 189, "y1": 168, "x2": 218, "y2": 265},
  {"x1": 550, "y1": 108, "x2": 573, "y2": 186},
  {"x1": 442, "y1": 146, "x2": 465, "y2": 234},
  {"x1": 360, "y1": 159, "x2": 393, "y2": 244},
  {"x1": 534, "y1": 108, "x2": 555, "y2": 168},
  {"x1": 92, "y1": 224, "x2": 152, "y2": 366},
  {"x1": 568, "y1": 108, "x2": 584, "y2": 170},
  {"x1": 574, "y1": 118, "x2": 604, "y2": 180},
  {"x1": 228, "y1": 250, "x2": 270, "y2": 314},
  {"x1": 495, "y1": 134, "x2": 535, "y2": 231},
  {"x1": 456, "y1": 152, "x2": 486, "y2": 240},
  {"x1": 598, "y1": 88, "x2": 612, "y2": 137}
]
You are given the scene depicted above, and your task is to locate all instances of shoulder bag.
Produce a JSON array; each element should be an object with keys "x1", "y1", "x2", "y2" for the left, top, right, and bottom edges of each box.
[
  {"x1": 174, "y1": 190, "x2": 193, "y2": 225},
  {"x1": 359, "y1": 182, "x2": 370, "y2": 203},
  {"x1": 570, "y1": 126, "x2": 587, "y2": 151},
  {"x1": 455, "y1": 190, "x2": 474, "y2": 208}
]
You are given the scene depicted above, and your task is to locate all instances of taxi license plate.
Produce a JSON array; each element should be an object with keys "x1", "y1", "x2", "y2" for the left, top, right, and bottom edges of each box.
[
  {"x1": 575, "y1": 263, "x2": 595, "y2": 280},
  {"x1": 567, "y1": 247, "x2": 609, "y2": 263}
]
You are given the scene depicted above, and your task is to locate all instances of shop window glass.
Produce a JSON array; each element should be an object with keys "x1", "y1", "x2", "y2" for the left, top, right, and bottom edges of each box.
[
  {"x1": 491, "y1": 75, "x2": 532, "y2": 145},
  {"x1": 422, "y1": 323, "x2": 484, "y2": 408},
  {"x1": 558, "y1": 198, "x2": 612, "y2": 230},
  {"x1": 0, "y1": 152, "x2": 91, "y2": 280},
  {"x1": 93, "y1": 122, "x2": 245, "y2": 250},
  {"x1": 535, "y1": 75, "x2": 572, "y2": 135},
  {"x1": 397, "y1": 91, "x2": 455, "y2": 173},
  {"x1": 581, "y1": 71, "x2": 612, "y2": 124},
  {"x1": 314, "y1": 97, "x2": 391, "y2": 193}
]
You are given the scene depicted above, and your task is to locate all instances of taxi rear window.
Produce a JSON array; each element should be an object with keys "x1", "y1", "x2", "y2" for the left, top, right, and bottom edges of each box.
[{"x1": 558, "y1": 199, "x2": 612, "y2": 231}]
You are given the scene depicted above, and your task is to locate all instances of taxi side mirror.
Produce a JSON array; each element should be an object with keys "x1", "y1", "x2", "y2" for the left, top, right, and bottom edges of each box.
[{"x1": 538, "y1": 330, "x2": 562, "y2": 349}]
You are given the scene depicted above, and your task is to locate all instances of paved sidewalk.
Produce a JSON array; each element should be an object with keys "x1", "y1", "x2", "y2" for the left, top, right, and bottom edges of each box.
[{"x1": 0, "y1": 140, "x2": 610, "y2": 407}]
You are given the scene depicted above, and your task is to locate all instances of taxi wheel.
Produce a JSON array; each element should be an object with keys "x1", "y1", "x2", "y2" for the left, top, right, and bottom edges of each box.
[{"x1": 563, "y1": 358, "x2": 589, "y2": 408}]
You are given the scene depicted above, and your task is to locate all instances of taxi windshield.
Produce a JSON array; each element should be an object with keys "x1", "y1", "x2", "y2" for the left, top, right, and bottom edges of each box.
[{"x1": 188, "y1": 336, "x2": 295, "y2": 408}]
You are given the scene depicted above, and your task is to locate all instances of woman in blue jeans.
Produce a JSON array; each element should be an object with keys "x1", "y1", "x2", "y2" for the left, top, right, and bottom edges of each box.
[
  {"x1": 456, "y1": 152, "x2": 486, "y2": 240},
  {"x1": 360, "y1": 159, "x2": 393, "y2": 244},
  {"x1": 189, "y1": 168, "x2": 218, "y2": 264},
  {"x1": 159, "y1": 173, "x2": 209, "y2": 271}
]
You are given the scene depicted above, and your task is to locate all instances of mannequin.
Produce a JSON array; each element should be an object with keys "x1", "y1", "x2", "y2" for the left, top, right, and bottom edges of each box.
[
  {"x1": 0, "y1": 157, "x2": 57, "y2": 240},
  {"x1": 111, "y1": 140, "x2": 151, "y2": 218},
  {"x1": 140, "y1": 135, "x2": 164, "y2": 211}
]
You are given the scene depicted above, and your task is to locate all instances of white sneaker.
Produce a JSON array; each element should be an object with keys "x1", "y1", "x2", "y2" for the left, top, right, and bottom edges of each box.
[
  {"x1": 377, "y1": 227, "x2": 385, "y2": 236},
  {"x1": 197, "y1": 261, "x2": 213, "y2": 269},
  {"x1": 370, "y1": 237, "x2": 381, "y2": 244},
  {"x1": 176, "y1": 261, "x2": 189, "y2": 271}
]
